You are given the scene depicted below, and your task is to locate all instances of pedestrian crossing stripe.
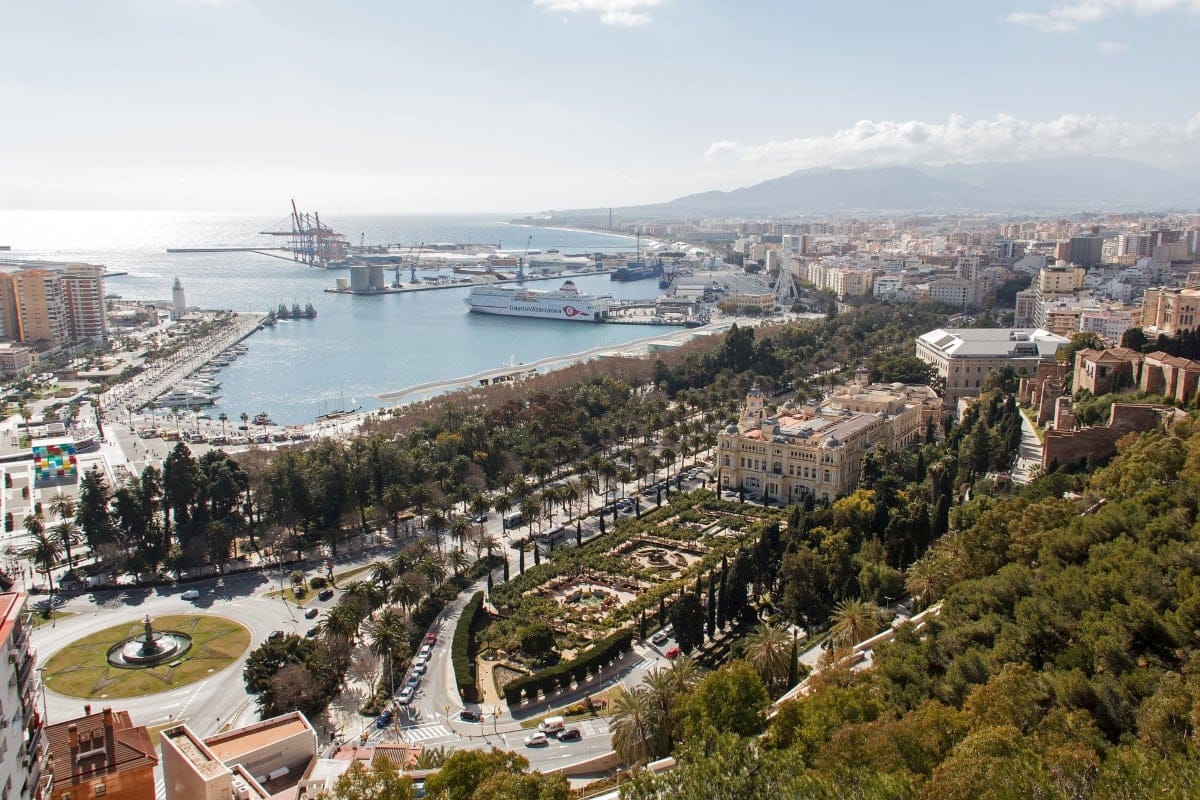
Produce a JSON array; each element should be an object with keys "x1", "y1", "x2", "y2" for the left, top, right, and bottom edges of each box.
[{"x1": 403, "y1": 724, "x2": 451, "y2": 742}]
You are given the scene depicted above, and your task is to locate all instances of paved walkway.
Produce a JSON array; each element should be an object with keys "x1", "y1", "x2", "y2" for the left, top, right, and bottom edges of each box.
[{"x1": 1012, "y1": 408, "x2": 1044, "y2": 484}]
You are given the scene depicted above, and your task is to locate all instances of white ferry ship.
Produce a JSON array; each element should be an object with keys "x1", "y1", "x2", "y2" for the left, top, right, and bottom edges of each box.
[{"x1": 463, "y1": 280, "x2": 611, "y2": 322}]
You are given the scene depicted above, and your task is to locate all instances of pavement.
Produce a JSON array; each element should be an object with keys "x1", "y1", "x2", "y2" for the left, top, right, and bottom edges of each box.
[{"x1": 1012, "y1": 408, "x2": 1044, "y2": 484}]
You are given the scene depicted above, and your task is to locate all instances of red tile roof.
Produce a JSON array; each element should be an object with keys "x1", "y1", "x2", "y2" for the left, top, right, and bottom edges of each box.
[{"x1": 46, "y1": 708, "x2": 158, "y2": 791}]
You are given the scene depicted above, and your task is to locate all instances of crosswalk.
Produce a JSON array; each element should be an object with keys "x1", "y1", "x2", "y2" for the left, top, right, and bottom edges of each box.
[
  {"x1": 401, "y1": 723, "x2": 452, "y2": 742},
  {"x1": 155, "y1": 777, "x2": 165, "y2": 799}
]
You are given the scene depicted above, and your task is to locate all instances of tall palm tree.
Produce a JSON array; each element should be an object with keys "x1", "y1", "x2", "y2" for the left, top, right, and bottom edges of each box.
[
  {"x1": 23, "y1": 527, "x2": 62, "y2": 595},
  {"x1": 365, "y1": 606, "x2": 408, "y2": 692},
  {"x1": 50, "y1": 521, "x2": 79, "y2": 570},
  {"x1": 493, "y1": 494, "x2": 513, "y2": 522},
  {"x1": 218, "y1": 412, "x2": 228, "y2": 440},
  {"x1": 449, "y1": 517, "x2": 471, "y2": 554},
  {"x1": 48, "y1": 491, "x2": 76, "y2": 523},
  {"x1": 390, "y1": 575, "x2": 423, "y2": 618},
  {"x1": 448, "y1": 549, "x2": 470, "y2": 578},
  {"x1": 320, "y1": 603, "x2": 365, "y2": 642},
  {"x1": 829, "y1": 598, "x2": 882, "y2": 649},
  {"x1": 640, "y1": 668, "x2": 681, "y2": 757},
  {"x1": 665, "y1": 653, "x2": 701, "y2": 696},
  {"x1": 743, "y1": 622, "x2": 793, "y2": 689},
  {"x1": 370, "y1": 560, "x2": 397, "y2": 592},
  {"x1": 609, "y1": 685, "x2": 656, "y2": 765},
  {"x1": 578, "y1": 474, "x2": 597, "y2": 515}
]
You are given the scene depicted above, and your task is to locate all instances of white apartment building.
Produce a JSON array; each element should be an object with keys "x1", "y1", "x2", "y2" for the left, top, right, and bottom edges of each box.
[
  {"x1": 0, "y1": 592, "x2": 48, "y2": 800},
  {"x1": 1079, "y1": 308, "x2": 1137, "y2": 346}
]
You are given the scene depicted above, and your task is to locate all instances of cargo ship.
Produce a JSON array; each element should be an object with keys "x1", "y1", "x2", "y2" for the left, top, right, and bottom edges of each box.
[
  {"x1": 463, "y1": 280, "x2": 611, "y2": 322},
  {"x1": 610, "y1": 259, "x2": 663, "y2": 282}
]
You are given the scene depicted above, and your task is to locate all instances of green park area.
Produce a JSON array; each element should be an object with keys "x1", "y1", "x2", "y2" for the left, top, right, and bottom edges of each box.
[{"x1": 41, "y1": 614, "x2": 250, "y2": 699}]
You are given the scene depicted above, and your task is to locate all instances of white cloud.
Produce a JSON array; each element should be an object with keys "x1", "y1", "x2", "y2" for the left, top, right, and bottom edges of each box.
[
  {"x1": 1098, "y1": 39, "x2": 1130, "y2": 52},
  {"x1": 532, "y1": 0, "x2": 663, "y2": 26},
  {"x1": 1005, "y1": 0, "x2": 1200, "y2": 33},
  {"x1": 706, "y1": 113, "x2": 1200, "y2": 168}
]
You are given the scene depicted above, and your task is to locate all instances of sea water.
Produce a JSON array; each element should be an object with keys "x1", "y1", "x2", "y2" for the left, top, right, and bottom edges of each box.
[{"x1": 0, "y1": 211, "x2": 679, "y2": 424}]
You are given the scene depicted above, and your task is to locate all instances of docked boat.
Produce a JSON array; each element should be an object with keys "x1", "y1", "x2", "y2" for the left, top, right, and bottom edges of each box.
[
  {"x1": 610, "y1": 259, "x2": 663, "y2": 282},
  {"x1": 463, "y1": 280, "x2": 611, "y2": 322},
  {"x1": 152, "y1": 389, "x2": 219, "y2": 408}
]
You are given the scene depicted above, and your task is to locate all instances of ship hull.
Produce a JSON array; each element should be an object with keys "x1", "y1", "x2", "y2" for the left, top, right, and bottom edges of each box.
[{"x1": 465, "y1": 300, "x2": 604, "y2": 322}]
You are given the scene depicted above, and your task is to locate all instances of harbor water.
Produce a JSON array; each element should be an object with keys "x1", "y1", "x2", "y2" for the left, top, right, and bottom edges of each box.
[{"x1": 0, "y1": 211, "x2": 683, "y2": 425}]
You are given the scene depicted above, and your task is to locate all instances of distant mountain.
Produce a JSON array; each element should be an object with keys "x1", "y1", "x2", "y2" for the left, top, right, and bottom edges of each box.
[{"x1": 559, "y1": 157, "x2": 1200, "y2": 219}]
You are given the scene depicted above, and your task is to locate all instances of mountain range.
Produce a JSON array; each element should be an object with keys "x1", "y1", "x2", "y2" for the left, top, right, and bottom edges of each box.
[{"x1": 556, "y1": 157, "x2": 1200, "y2": 219}]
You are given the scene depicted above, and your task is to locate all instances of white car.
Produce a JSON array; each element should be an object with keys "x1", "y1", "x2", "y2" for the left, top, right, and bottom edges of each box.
[
  {"x1": 397, "y1": 686, "x2": 415, "y2": 705},
  {"x1": 181, "y1": 589, "x2": 200, "y2": 600},
  {"x1": 524, "y1": 732, "x2": 548, "y2": 747}
]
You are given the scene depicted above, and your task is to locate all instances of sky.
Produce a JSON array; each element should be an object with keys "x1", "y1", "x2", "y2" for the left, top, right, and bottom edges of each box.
[{"x1": 2, "y1": 0, "x2": 1198, "y2": 213}]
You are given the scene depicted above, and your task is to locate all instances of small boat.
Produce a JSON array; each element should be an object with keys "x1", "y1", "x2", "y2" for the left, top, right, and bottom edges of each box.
[{"x1": 252, "y1": 412, "x2": 274, "y2": 426}]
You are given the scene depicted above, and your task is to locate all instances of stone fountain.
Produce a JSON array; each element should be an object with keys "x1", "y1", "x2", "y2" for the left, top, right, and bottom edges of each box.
[{"x1": 106, "y1": 614, "x2": 193, "y2": 668}]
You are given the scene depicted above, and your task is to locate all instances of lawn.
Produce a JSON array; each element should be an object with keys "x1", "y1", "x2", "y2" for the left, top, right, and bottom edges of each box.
[{"x1": 41, "y1": 614, "x2": 251, "y2": 699}]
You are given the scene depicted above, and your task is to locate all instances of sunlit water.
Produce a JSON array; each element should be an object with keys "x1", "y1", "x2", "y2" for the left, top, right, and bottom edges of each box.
[{"x1": 0, "y1": 211, "x2": 676, "y2": 424}]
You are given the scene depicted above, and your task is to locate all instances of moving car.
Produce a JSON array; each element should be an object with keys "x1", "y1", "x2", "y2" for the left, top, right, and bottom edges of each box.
[
  {"x1": 538, "y1": 716, "x2": 565, "y2": 734},
  {"x1": 397, "y1": 686, "x2": 415, "y2": 705},
  {"x1": 305, "y1": 626, "x2": 319, "y2": 638},
  {"x1": 459, "y1": 709, "x2": 482, "y2": 723},
  {"x1": 181, "y1": 589, "x2": 200, "y2": 601},
  {"x1": 268, "y1": 630, "x2": 284, "y2": 641},
  {"x1": 375, "y1": 710, "x2": 393, "y2": 729},
  {"x1": 423, "y1": 633, "x2": 438, "y2": 645},
  {"x1": 318, "y1": 588, "x2": 335, "y2": 601},
  {"x1": 304, "y1": 607, "x2": 320, "y2": 619},
  {"x1": 557, "y1": 726, "x2": 582, "y2": 741},
  {"x1": 524, "y1": 732, "x2": 548, "y2": 747}
]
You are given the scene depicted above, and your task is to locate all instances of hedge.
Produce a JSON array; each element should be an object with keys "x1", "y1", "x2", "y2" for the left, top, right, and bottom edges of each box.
[
  {"x1": 453, "y1": 592, "x2": 484, "y2": 703},
  {"x1": 502, "y1": 628, "x2": 633, "y2": 706}
]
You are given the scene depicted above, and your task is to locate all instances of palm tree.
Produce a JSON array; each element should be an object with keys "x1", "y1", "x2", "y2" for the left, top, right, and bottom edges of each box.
[
  {"x1": 50, "y1": 521, "x2": 79, "y2": 570},
  {"x1": 23, "y1": 527, "x2": 62, "y2": 595},
  {"x1": 829, "y1": 598, "x2": 882, "y2": 649},
  {"x1": 48, "y1": 491, "x2": 76, "y2": 523},
  {"x1": 320, "y1": 603, "x2": 364, "y2": 642},
  {"x1": 448, "y1": 549, "x2": 470, "y2": 578},
  {"x1": 743, "y1": 622, "x2": 793, "y2": 689},
  {"x1": 640, "y1": 668, "x2": 681, "y2": 757},
  {"x1": 370, "y1": 560, "x2": 397, "y2": 592},
  {"x1": 609, "y1": 685, "x2": 656, "y2": 765},
  {"x1": 390, "y1": 576, "x2": 423, "y2": 618},
  {"x1": 218, "y1": 412, "x2": 228, "y2": 440},
  {"x1": 365, "y1": 606, "x2": 408, "y2": 692},
  {"x1": 493, "y1": 494, "x2": 513, "y2": 522},
  {"x1": 665, "y1": 653, "x2": 701, "y2": 695},
  {"x1": 450, "y1": 516, "x2": 471, "y2": 554}
]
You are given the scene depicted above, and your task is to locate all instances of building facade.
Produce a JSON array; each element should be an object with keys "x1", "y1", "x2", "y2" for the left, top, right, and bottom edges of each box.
[
  {"x1": 716, "y1": 382, "x2": 932, "y2": 505},
  {"x1": 0, "y1": 592, "x2": 48, "y2": 800},
  {"x1": 915, "y1": 327, "x2": 1070, "y2": 403},
  {"x1": 1141, "y1": 287, "x2": 1200, "y2": 337},
  {"x1": 0, "y1": 264, "x2": 107, "y2": 348}
]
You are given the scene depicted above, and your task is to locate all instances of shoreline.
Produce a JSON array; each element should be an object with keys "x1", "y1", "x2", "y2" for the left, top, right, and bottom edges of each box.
[{"x1": 501, "y1": 221, "x2": 667, "y2": 248}]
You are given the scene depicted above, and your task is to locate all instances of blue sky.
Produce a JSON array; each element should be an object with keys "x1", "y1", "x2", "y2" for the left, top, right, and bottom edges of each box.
[{"x1": 2, "y1": 0, "x2": 1197, "y2": 212}]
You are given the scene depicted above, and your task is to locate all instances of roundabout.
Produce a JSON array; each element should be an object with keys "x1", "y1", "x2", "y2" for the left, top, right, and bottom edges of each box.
[{"x1": 41, "y1": 614, "x2": 251, "y2": 700}]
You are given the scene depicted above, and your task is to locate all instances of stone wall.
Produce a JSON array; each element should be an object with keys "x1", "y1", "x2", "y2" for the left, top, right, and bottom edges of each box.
[{"x1": 1042, "y1": 403, "x2": 1179, "y2": 469}]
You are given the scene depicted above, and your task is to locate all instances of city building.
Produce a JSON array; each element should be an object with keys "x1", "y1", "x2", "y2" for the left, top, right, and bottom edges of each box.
[
  {"x1": 1078, "y1": 307, "x2": 1137, "y2": 345},
  {"x1": 0, "y1": 591, "x2": 49, "y2": 800},
  {"x1": 1066, "y1": 235, "x2": 1104, "y2": 267},
  {"x1": 915, "y1": 328, "x2": 1070, "y2": 403},
  {"x1": 45, "y1": 708, "x2": 156, "y2": 800},
  {"x1": 1073, "y1": 347, "x2": 1141, "y2": 396},
  {"x1": 716, "y1": 381, "x2": 934, "y2": 505},
  {"x1": 160, "y1": 712, "x2": 317, "y2": 800},
  {"x1": 1141, "y1": 287, "x2": 1200, "y2": 336},
  {"x1": 0, "y1": 263, "x2": 107, "y2": 349},
  {"x1": 0, "y1": 342, "x2": 34, "y2": 375}
]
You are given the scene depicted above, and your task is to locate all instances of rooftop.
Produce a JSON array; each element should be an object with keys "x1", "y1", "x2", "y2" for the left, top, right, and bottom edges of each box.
[
  {"x1": 46, "y1": 708, "x2": 157, "y2": 790},
  {"x1": 205, "y1": 712, "x2": 314, "y2": 763},
  {"x1": 917, "y1": 328, "x2": 1069, "y2": 359}
]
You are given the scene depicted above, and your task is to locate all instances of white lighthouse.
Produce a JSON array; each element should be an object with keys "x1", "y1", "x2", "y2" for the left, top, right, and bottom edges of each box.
[{"x1": 170, "y1": 277, "x2": 187, "y2": 320}]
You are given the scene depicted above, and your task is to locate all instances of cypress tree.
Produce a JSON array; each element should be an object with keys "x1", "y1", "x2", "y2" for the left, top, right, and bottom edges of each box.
[
  {"x1": 640, "y1": 609, "x2": 647, "y2": 640},
  {"x1": 519, "y1": 546, "x2": 525, "y2": 575},
  {"x1": 658, "y1": 596, "x2": 666, "y2": 627},
  {"x1": 533, "y1": 544, "x2": 540, "y2": 566},
  {"x1": 717, "y1": 570, "x2": 728, "y2": 630},
  {"x1": 576, "y1": 521, "x2": 582, "y2": 546},
  {"x1": 503, "y1": 555, "x2": 510, "y2": 582},
  {"x1": 487, "y1": 571, "x2": 493, "y2": 591},
  {"x1": 788, "y1": 635, "x2": 799, "y2": 686},
  {"x1": 706, "y1": 582, "x2": 716, "y2": 640}
]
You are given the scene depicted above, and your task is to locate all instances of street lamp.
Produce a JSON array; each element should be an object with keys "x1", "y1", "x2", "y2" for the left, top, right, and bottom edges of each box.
[{"x1": 492, "y1": 705, "x2": 500, "y2": 736}]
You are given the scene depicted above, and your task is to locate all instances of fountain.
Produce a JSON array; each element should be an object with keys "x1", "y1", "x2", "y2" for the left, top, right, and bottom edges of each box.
[{"x1": 106, "y1": 615, "x2": 193, "y2": 668}]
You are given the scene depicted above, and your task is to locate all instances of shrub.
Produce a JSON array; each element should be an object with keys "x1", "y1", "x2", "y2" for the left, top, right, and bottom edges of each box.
[
  {"x1": 309, "y1": 575, "x2": 328, "y2": 590},
  {"x1": 453, "y1": 592, "x2": 484, "y2": 703},
  {"x1": 501, "y1": 628, "x2": 634, "y2": 704}
]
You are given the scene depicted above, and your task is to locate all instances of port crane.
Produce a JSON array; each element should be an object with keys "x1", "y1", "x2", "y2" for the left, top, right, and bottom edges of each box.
[
  {"x1": 517, "y1": 235, "x2": 532, "y2": 282},
  {"x1": 394, "y1": 243, "x2": 425, "y2": 286},
  {"x1": 259, "y1": 199, "x2": 348, "y2": 267}
]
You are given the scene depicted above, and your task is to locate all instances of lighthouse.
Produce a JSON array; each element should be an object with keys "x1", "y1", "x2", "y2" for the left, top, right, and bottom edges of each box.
[{"x1": 170, "y1": 277, "x2": 186, "y2": 320}]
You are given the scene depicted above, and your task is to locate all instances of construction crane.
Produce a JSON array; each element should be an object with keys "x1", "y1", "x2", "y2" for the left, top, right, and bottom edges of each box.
[
  {"x1": 411, "y1": 242, "x2": 425, "y2": 284},
  {"x1": 517, "y1": 235, "x2": 532, "y2": 282}
]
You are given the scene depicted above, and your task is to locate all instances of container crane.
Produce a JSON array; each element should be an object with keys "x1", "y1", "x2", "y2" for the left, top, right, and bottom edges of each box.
[{"x1": 517, "y1": 235, "x2": 532, "y2": 282}]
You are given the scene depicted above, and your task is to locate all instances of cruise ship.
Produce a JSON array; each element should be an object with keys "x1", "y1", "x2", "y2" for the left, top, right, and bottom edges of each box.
[{"x1": 463, "y1": 280, "x2": 611, "y2": 322}]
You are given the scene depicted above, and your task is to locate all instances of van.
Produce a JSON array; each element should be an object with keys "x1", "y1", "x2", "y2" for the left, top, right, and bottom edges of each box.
[
  {"x1": 538, "y1": 715, "x2": 565, "y2": 734},
  {"x1": 503, "y1": 512, "x2": 523, "y2": 529}
]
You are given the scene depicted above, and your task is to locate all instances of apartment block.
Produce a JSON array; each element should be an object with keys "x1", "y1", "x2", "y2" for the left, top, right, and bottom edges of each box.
[
  {"x1": 1141, "y1": 287, "x2": 1200, "y2": 336},
  {"x1": 0, "y1": 263, "x2": 107, "y2": 348},
  {"x1": 0, "y1": 592, "x2": 49, "y2": 800}
]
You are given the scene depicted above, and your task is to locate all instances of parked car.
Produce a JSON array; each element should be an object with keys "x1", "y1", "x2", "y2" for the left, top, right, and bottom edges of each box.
[
  {"x1": 652, "y1": 631, "x2": 670, "y2": 645},
  {"x1": 459, "y1": 709, "x2": 482, "y2": 723},
  {"x1": 318, "y1": 589, "x2": 335, "y2": 601},
  {"x1": 305, "y1": 626, "x2": 319, "y2": 638},
  {"x1": 181, "y1": 589, "x2": 200, "y2": 601},
  {"x1": 524, "y1": 732, "x2": 549, "y2": 747},
  {"x1": 397, "y1": 686, "x2": 415, "y2": 705},
  {"x1": 423, "y1": 633, "x2": 438, "y2": 646},
  {"x1": 419, "y1": 644, "x2": 432, "y2": 658},
  {"x1": 304, "y1": 607, "x2": 319, "y2": 619},
  {"x1": 469, "y1": 513, "x2": 488, "y2": 523},
  {"x1": 405, "y1": 675, "x2": 419, "y2": 689},
  {"x1": 557, "y1": 726, "x2": 582, "y2": 741},
  {"x1": 268, "y1": 630, "x2": 284, "y2": 641},
  {"x1": 412, "y1": 661, "x2": 427, "y2": 675},
  {"x1": 375, "y1": 710, "x2": 393, "y2": 729},
  {"x1": 666, "y1": 645, "x2": 681, "y2": 659}
]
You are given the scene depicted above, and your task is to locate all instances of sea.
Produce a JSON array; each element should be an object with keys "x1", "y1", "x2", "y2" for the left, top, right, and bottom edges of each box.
[{"x1": 0, "y1": 210, "x2": 680, "y2": 425}]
